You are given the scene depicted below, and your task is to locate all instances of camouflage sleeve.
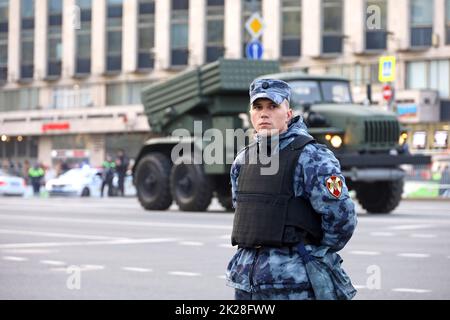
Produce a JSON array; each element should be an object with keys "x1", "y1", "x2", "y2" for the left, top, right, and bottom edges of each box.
[
  {"x1": 294, "y1": 143, "x2": 357, "y2": 252},
  {"x1": 230, "y1": 150, "x2": 245, "y2": 209}
]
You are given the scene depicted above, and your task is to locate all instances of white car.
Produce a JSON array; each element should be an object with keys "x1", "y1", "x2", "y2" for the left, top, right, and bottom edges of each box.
[
  {"x1": 45, "y1": 167, "x2": 103, "y2": 197},
  {"x1": 0, "y1": 169, "x2": 27, "y2": 196}
]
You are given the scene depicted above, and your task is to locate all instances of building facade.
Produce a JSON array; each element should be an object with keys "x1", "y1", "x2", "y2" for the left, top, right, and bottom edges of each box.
[{"x1": 0, "y1": 0, "x2": 449, "y2": 169}]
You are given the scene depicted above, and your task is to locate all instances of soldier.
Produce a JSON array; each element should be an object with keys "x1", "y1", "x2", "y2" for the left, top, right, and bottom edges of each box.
[{"x1": 226, "y1": 79, "x2": 357, "y2": 300}]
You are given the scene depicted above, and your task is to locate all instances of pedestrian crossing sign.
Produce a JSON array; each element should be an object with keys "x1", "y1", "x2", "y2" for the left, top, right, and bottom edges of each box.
[{"x1": 379, "y1": 56, "x2": 396, "y2": 82}]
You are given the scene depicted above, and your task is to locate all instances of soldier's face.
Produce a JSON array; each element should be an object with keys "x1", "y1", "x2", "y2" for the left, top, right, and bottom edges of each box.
[{"x1": 250, "y1": 98, "x2": 293, "y2": 136}]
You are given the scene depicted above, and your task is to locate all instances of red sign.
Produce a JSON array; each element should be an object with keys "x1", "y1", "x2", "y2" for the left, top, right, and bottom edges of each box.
[
  {"x1": 42, "y1": 122, "x2": 70, "y2": 133},
  {"x1": 382, "y1": 84, "x2": 393, "y2": 101}
]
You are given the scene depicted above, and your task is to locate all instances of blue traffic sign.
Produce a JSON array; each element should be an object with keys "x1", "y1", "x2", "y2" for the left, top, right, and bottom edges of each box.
[{"x1": 246, "y1": 41, "x2": 264, "y2": 60}]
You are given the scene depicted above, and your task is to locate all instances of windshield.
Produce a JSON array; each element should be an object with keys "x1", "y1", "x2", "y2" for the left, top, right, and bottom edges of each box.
[{"x1": 289, "y1": 80, "x2": 352, "y2": 105}]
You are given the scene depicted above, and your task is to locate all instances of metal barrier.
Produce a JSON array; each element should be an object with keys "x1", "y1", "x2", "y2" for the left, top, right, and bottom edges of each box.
[{"x1": 402, "y1": 164, "x2": 450, "y2": 198}]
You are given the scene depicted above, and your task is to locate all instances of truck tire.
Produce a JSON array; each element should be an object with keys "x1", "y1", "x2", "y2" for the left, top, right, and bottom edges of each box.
[
  {"x1": 356, "y1": 180, "x2": 404, "y2": 214},
  {"x1": 217, "y1": 193, "x2": 233, "y2": 212},
  {"x1": 170, "y1": 158, "x2": 212, "y2": 212},
  {"x1": 135, "y1": 153, "x2": 173, "y2": 210}
]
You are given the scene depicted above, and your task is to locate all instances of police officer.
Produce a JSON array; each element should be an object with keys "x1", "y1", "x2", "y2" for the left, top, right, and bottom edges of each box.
[
  {"x1": 226, "y1": 79, "x2": 357, "y2": 300},
  {"x1": 28, "y1": 163, "x2": 45, "y2": 196},
  {"x1": 101, "y1": 155, "x2": 116, "y2": 197}
]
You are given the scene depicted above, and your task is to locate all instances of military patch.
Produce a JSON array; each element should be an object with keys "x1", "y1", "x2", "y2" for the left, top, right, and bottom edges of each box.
[{"x1": 326, "y1": 175, "x2": 343, "y2": 198}]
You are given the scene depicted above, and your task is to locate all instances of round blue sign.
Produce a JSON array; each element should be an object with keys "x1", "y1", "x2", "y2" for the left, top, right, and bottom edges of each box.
[{"x1": 246, "y1": 41, "x2": 264, "y2": 60}]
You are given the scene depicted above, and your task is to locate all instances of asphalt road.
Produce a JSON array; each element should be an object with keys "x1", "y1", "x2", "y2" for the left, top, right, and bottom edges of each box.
[{"x1": 0, "y1": 197, "x2": 449, "y2": 300}]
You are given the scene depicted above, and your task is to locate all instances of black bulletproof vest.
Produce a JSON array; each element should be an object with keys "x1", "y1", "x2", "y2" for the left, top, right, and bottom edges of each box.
[{"x1": 231, "y1": 135, "x2": 323, "y2": 248}]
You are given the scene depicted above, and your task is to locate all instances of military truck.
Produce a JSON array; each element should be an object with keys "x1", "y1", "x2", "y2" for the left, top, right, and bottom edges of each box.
[{"x1": 133, "y1": 59, "x2": 430, "y2": 214}]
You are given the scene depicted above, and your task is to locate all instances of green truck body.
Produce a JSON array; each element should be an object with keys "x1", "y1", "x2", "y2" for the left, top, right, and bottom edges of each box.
[{"x1": 133, "y1": 59, "x2": 430, "y2": 213}]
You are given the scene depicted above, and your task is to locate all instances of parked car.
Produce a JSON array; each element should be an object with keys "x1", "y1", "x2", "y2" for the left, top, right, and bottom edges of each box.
[
  {"x1": 0, "y1": 169, "x2": 27, "y2": 196},
  {"x1": 45, "y1": 167, "x2": 103, "y2": 197}
]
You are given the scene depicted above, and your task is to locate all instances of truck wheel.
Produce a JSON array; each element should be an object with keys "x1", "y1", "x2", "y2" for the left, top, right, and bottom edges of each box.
[
  {"x1": 170, "y1": 158, "x2": 212, "y2": 212},
  {"x1": 135, "y1": 153, "x2": 173, "y2": 210},
  {"x1": 356, "y1": 180, "x2": 404, "y2": 214},
  {"x1": 217, "y1": 192, "x2": 233, "y2": 212}
]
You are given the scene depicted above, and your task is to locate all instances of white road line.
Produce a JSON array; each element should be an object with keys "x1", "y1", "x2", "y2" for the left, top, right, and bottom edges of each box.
[
  {"x1": 0, "y1": 229, "x2": 125, "y2": 241},
  {"x1": 218, "y1": 244, "x2": 234, "y2": 248},
  {"x1": 349, "y1": 251, "x2": 381, "y2": 256},
  {"x1": 392, "y1": 288, "x2": 431, "y2": 293},
  {"x1": 40, "y1": 260, "x2": 66, "y2": 266},
  {"x1": 168, "y1": 271, "x2": 201, "y2": 277},
  {"x1": 397, "y1": 253, "x2": 430, "y2": 258},
  {"x1": 178, "y1": 241, "x2": 204, "y2": 246},
  {"x1": 218, "y1": 235, "x2": 231, "y2": 240},
  {"x1": 122, "y1": 267, "x2": 153, "y2": 273},
  {"x1": 3, "y1": 256, "x2": 28, "y2": 262},
  {"x1": 0, "y1": 214, "x2": 232, "y2": 231},
  {"x1": 217, "y1": 275, "x2": 226, "y2": 280},
  {"x1": 0, "y1": 238, "x2": 179, "y2": 249},
  {"x1": 370, "y1": 232, "x2": 395, "y2": 237},
  {"x1": 410, "y1": 234, "x2": 437, "y2": 239},
  {"x1": 389, "y1": 224, "x2": 434, "y2": 231},
  {"x1": 2, "y1": 249, "x2": 58, "y2": 255},
  {"x1": 50, "y1": 265, "x2": 105, "y2": 272},
  {"x1": 353, "y1": 285, "x2": 367, "y2": 289}
]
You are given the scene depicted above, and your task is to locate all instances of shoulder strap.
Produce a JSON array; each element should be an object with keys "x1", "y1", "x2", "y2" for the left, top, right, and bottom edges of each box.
[{"x1": 289, "y1": 135, "x2": 316, "y2": 151}]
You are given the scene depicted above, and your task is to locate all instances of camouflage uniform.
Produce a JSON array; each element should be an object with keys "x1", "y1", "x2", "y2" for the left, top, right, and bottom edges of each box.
[{"x1": 226, "y1": 115, "x2": 357, "y2": 300}]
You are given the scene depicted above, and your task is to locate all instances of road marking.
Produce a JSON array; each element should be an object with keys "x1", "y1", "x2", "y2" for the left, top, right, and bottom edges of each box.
[
  {"x1": 2, "y1": 249, "x2": 58, "y2": 255},
  {"x1": 178, "y1": 241, "x2": 204, "y2": 246},
  {"x1": 389, "y1": 224, "x2": 434, "y2": 231},
  {"x1": 353, "y1": 284, "x2": 366, "y2": 289},
  {"x1": 349, "y1": 251, "x2": 381, "y2": 256},
  {"x1": 397, "y1": 253, "x2": 430, "y2": 258},
  {"x1": 370, "y1": 232, "x2": 395, "y2": 237},
  {"x1": 0, "y1": 229, "x2": 125, "y2": 241},
  {"x1": 218, "y1": 235, "x2": 231, "y2": 240},
  {"x1": 217, "y1": 275, "x2": 226, "y2": 280},
  {"x1": 50, "y1": 265, "x2": 105, "y2": 272},
  {"x1": 0, "y1": 238, "x2": 179, "y2": 249},
  {"x1": 410, "y1": 234, "x2": 437, "y2": 239},
  {"x1": 168, "y1": 271, "x2": 201, "y2": 277},
  {"x1": 0, "y1": 214, "x2": 232, "y2": 231},
  {"x1": 392, "y1": 288, "x2": 431, "y2": 293},
  {"x1": 40, "y1": 260, "x2": 66, "y2": 266},
  {"x1": 3, "y1": 256, "x2": 28, "y2": 262},
  {"x1": 122, "y1": 267, "x2": 153, "y2": 273},
  {"x1": 218, "y1": 244, "x2": 234, "y2": 248}
]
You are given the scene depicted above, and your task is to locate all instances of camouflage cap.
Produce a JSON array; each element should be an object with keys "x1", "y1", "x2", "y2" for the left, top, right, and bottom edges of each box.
[{"x1": 249, "y1": 79, "x2": 291, "y2": 105}]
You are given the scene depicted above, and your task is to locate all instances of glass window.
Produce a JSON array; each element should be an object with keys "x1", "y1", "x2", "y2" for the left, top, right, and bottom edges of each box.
[
  {"x1": 76, "y1": 0, "x2": 92, "y2": 74},
  {"x1": 0, "y1": 88, "x2": 39, "y2": 111},
  {"x1": 410, "y1": 0, "x2": 433, "y2": 47},
  {"x1": 106, "y1": 0, "x2": 123, "y2": 72},
  {"x1": 411, "y1": 0, "x2": 433, "y2": 26},
  {"x1": 21, "y1": 0, "x2": 34, "y2": 18},
  {"x1": 137, "y1": 0, "x2": 155, "y2": 69},
  {"x1": 242, "y1": 0, "x2": 262, "y2": 56},
  {"x1": 446, "y1": 0, "x2": 450, "y2": 44},
  {"x1": 365, "y1": 0, "x2": 387, "y2": 50},
  {"x1": 170, "y1": 0, "x2": 189, "y2": 66},
  {"x1": 281, "y1": 0, "x2": 301, "y2": 58},
  {"x1": 407, "y1": 61, "x2": 427, "y2": 89},
  {"x1": 322, "y1": 0, "x2": 343, "y2": 54},
  {"x1": 430, "y1": 60, "x2": 449, "y2": 97},
  {"x1": 0, "y1": 0, "x2": 7, "y2": 82},
  {"x1": 206, "y1": 0, "x2": 224, "y2": 62},
  {"x1": 321, "y1": 81, "x2": 352, "y2": 103}
]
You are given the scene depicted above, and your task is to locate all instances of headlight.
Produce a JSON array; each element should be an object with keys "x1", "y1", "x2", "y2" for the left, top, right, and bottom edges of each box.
[
  {"x1": 399, "y1": 132, "x2": 408, "y2": 145},
  {"x1": 325, "y1": 134, "x2": 343, "y2": 148}
]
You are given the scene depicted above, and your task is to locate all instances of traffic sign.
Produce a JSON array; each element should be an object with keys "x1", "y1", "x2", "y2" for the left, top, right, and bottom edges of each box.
[
  {"x1": 382, "y1": 84, "x2": 393, "y2": 101},
  {"x1": 246, "y1": 41, "x2": 264, "y2": 60},
  {"x1": 245, "y1": 12, "x2": 265, "y2": 39},
  {"x1": 378, "y1": 56, "x2": 396, "y2": 82}
]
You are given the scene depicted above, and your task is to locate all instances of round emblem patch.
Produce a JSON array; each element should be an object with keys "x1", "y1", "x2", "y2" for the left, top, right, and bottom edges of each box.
[{"x1": 326, "y1": 175, "x2": 343, "y2": 198}]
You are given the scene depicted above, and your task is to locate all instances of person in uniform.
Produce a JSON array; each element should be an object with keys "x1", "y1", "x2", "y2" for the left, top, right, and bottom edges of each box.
[{"x1": 226, "y1": 78, "x2": 357, "y2": 300}]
